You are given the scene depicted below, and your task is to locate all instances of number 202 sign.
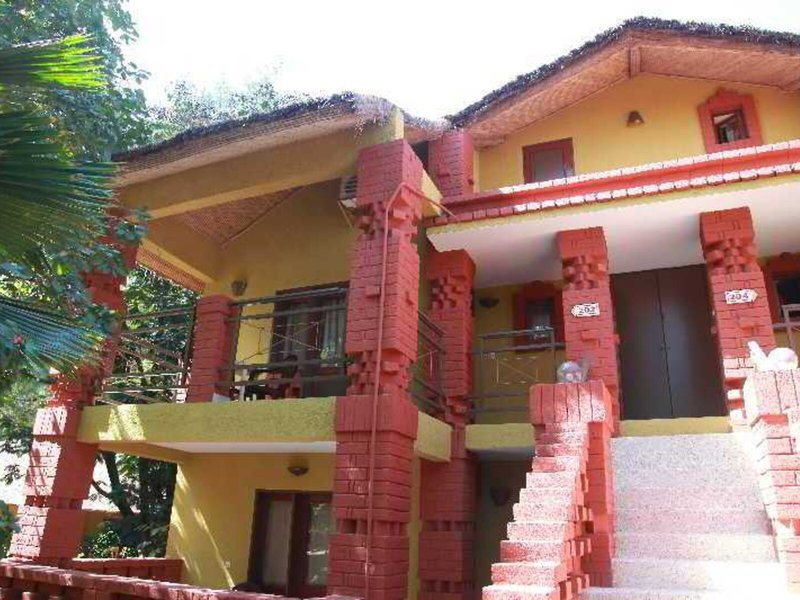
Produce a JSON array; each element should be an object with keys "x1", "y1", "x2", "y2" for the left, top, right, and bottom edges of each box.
[
  {"x1": 724, "y1": 289, "x2": 758, "y2": 305},
  {"x1": 570, "y1": 302, "x2": 600, "y2": 318}
]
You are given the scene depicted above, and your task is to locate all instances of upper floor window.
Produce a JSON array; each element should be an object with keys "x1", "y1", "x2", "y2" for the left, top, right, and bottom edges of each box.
[
  {"x1": 698, "y1": 89, "x2": 762, "y2": 153},
  {"x1": 513, "y1": 281, "x2": 564, "y2": 346},
  {"x1": 523, "y1": 138, "x2": 574, "y2": 184}
]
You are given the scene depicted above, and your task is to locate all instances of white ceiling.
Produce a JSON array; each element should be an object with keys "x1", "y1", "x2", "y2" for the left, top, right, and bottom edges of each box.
[
  {"x1": 429, "y1": 178, "x2": 800, "y2": 288},
  {"x1": 152, "y1": 441, "x2": 336, "y2": 454}
]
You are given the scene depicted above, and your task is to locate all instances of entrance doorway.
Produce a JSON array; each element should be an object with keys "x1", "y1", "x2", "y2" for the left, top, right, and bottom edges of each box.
[{"x1": 611, "y1": 265, "x2": 726, "y2": 420}]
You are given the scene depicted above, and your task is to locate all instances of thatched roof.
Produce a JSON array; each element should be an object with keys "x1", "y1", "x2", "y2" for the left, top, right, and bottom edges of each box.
[{"x1": 451, "y1": 17, "x2": 800, "y2": 128}]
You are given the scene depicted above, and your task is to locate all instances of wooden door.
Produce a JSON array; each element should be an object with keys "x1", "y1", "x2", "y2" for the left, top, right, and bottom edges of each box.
[{"x1": 611, "y1": 266, "x2": 725, "y2": 420}]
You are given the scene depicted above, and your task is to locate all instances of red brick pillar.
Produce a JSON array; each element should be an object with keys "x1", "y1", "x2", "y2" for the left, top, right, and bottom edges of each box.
[
  {"x1": 418, "y1": 249, "x2": 477, "y2": 600},
  {"x1": 185, "y1": 295, "x2": 236, "y2": 403},
  {"x1": 9, "y1": 236, "x2": 136, "y2": 565},
  {"x1": 700, "y1": 207, "x2": 776, "y2": 425},
  {"x1": 329, "y1": 139, "x2": 425, "y2": 600},
  {"x1": 427, "y1": 249, "x2": 475, "y2": 425},
  {"x1": 428, "y1": 131, "x2": 474, "y2": 200},
  {"x1": 556, "y1": 227, "x2": 620, "y2": 430}
]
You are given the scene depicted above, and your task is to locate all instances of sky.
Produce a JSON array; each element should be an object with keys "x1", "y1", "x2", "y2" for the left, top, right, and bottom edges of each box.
[{"x1": 126, "y1": 0, "x2": 800, "y2": 120}]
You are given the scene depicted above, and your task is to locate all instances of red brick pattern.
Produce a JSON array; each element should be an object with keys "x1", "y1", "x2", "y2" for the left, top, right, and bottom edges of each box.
[
  {"x1": 485, "y1": 382, "x2": 615, "y2": 600},
  {"x1": 427, "y1": 249, "x2": 475, "y2": 424},
  {"x1": 10, "y1": 234, "x2": 135, "y2": 565},
  {"x1": 700, "y1": 207, "x2": 776, "y2": 424},
  {"x1": 744, "y1": 370, "x2": 800, "y2": 592},
  {"x1": 0, "y1": 559, "x2": 309, "y2": 600},
  {"x1": 345, "y1": 140, "x2": 424, "y2": 397},
  {"x1": 70, "y1": 558, "x2": 182, "y2": 582},
  {"x1": 428, "y1": 131, "x2": 474, "y2": 200},
  {"x1": 419, "y1": 430, "x2": 476, "y2": 600},
  {"x1": 331, "y1": 140, "x2": 426, "y2": 600},
  {"x1": 556, "y1": 228, "x2": 620, "y2": 429},
  {"x1": 329, "y1": 394, "x2": 418, "y2": 600},
  {"x1": 186, "y1": 295, "x2": 237, "y2": 402}
]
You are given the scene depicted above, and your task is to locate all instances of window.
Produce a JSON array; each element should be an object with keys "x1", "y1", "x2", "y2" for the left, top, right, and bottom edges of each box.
[
  {"x1": 698, "y1": 89, "x2": 762, "y2": 153},
  {"x1": 764, "y1": 254, "x2": 800, "y2": 322},
  {"x1": 713, "y1": 109, "x2": 748, "y2": 144},
  {"x1": 512, "y1": 281, "x2": 564, "y2": 346},
  {"x1": 523, "y1": 138, "x2": 575, "y2": 184},
  {"x1": 248, "y1": 492, "x2": 334, "y2": 598}
]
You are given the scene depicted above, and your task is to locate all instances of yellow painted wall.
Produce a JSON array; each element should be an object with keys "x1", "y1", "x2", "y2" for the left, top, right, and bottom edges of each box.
[
  {"x1": 473, "y1": 284, "x2": 565, "y2": 424},
  {"x1": 474, "y1": 460, "x2": 529, "y2": 588},
  {"x1": 478, "y1": 74, "x2": 800, "y2": 191},
  {"x1": 166, "y1": 453, "x2": 334, "y2": 589},
  {"x1": 200, "y1": 179, "x2": 356, "y2": 365}
]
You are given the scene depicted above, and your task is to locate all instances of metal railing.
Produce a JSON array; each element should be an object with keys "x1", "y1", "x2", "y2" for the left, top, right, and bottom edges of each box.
[
  {"x1": 223, "y1": 286, "x2": 349, "y2": 401},
  {"x1": 101, "y1": 305, "x2": 196, "y2": 404},
  {"x1": 780, "y1": 304, "x2": 800, "y2": 352},
  {"x1": 411, "y1": 310, "x2": 446, "y2": 415},
  {"x1": 470, "y1": 326, "x2": 562, "y2": 414}
]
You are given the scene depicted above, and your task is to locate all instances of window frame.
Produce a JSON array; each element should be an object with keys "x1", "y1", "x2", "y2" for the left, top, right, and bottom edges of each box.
[
  {"x1": 697, "y1": 89, "x2": 762, "y2": 153},
  {"x1": 522, "y1": 138, "x2": 575, "y2": 185},
  {"x1": 247, "y1": 491, "x2": 333, "y2": 599},
  {"x1": 512, "y1": 281, "x2": 564, "y2": 348},
  {"x1": 763, "y1": 254, "x2": 800, "y2": 323}
]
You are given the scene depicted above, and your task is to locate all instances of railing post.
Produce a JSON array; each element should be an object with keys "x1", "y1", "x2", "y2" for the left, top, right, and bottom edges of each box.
[
  {"x1": 9, "y1": 221, "x2": 137, "y2": 566},
  {"x1": 185, "y1": 295, "x2": 236, "y2": 403}
]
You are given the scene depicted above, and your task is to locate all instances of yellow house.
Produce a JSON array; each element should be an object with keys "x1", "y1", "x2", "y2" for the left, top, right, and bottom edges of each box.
[{"x1": 9, "y1": 17, "x2": 800, "y2": 600}]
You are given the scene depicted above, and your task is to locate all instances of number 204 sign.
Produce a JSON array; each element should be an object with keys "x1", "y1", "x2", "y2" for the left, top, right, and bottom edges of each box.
[
  {"x1": 570, "y1": 302, "x2": 600, "y2": 318},
  {"x1": 724, "y1": 289, "x2": 758, "y2": 305}
]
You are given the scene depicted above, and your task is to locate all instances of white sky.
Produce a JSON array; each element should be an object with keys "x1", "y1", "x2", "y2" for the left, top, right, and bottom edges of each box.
[{"x1": 126, "y1": 0, "x2": 800, "y2": 119}]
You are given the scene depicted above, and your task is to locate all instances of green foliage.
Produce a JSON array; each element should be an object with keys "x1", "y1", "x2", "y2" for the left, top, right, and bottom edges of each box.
[
  {"x1": 79, "y1": 521, "x2": 136, "y2": 558},
  {"x1": 147, "y1": 76, "x2": 306, "y2": 142},
  {"x1": 0, "y1": 0, "x2": 151, "y2": 158},
  {"x1": 0, "y1": 499, "x2": 19, "y2": 557}
]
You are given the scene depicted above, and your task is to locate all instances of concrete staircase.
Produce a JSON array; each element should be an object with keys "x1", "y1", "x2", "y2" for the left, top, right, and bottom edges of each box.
[{"x1": 582, "y1": 433, "x2": 796, "y2": 599}]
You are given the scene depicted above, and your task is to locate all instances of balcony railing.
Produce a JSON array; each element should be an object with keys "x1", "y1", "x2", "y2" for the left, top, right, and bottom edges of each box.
[
  {"x1": 411, "y1": 310, "x2": 446, "y2": 415},
  {"x1": 101, "y1": 305, "x2": 196, "y2": 404},
  {"x1": 780, "y1": 304, "x2": 800, "y2": 352},
  {"x1": 223, "y1": 286, "x2": 349, "y2": 401},
  {"x1": 471, "y1": 326, "x2": 562, "y2": 414}
]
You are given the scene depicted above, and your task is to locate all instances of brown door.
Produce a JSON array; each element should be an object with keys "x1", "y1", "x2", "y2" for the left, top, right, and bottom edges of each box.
[{"x1": 611, "y1": 265, "x2": 726, "y2": 420}]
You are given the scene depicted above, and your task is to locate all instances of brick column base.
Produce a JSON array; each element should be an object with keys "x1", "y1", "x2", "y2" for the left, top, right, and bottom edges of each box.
[
  {"x1": 329, "y1": 393, "x2": 418, "y2": 600},
  {"x1": 419, "y1": 429, "x2": 476, "y2": 600},
  {"x1": 186, "y1": 295, "x2": 236, "y2": 402}
]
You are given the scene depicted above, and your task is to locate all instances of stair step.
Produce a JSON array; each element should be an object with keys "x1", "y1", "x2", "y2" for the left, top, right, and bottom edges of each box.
[
  {"x1": 500, "y1": 540, "x2": 565, "y2": 562},
  {"x1": 513, "y1": 501, "x2": 573, "y2": 521},
  {"x1": 526, "y1": 471, "x2": 580, "y2": 488},
  {"x1": 611, "y1": 434, "x2": 758, "y2": 488},
  {"x1": 531, "y1": 455, "x2": 584, "y2": 472},
  {"x1": 614, "y1": 486, "x2": 764, "y2": 512},
  {"x1": 580, "y1": 587, "x2": 799, "y2": 600},
  {"x1": 615, "y1": 532, "x2": 777, "y2": 561},
  {"x1": 610, "y1": 558, "x2": 786, "y2": 592},
  {"x1": 483, "y1": 584, "x2": 559, "y2": 600},
  {"x1": 616, "y1": 508, "x2": 771, "y2": 534},
  {"x1": 507, "y1": 520, "x2": 574, "y2": 542},
  {"x1": 492, "y1": 561, "x2": 565, "y2": 586}
]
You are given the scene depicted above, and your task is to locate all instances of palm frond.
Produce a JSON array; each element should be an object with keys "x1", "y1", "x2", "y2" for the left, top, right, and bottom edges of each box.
[
  {"x1": 0, "y1": 111, "x2": 115, "y2": 262},
  {"x1": 0, "y1": 297, "x2": 102, "y2": 374},
  {"x1": 0, "y1": 35, "x2": 105, "y2": 90}
]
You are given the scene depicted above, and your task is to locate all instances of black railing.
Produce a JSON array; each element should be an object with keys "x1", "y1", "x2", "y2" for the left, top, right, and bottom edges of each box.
[
  {"x1": 470, "y1": 326, "x2": 562, "y2": 414},
  {"x1": 223, "y1": 286, "x2": 349, "y2": 400},
  {"x1": 777, "y1": 304, "x2": 800, "y2": 352},
  {"x1": 411, "y1": 311, "x2": 446, "y2": 415},
  {"x1": 101, "y1": 305, "x2": 196, "y2": 404}
]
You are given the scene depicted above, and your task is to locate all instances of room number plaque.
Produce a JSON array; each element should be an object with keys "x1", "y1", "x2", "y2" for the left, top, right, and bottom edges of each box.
[
  {"x1": 724, "y1": 289, "x2": 758, "y2": 305},
  {"x1": 571, "y1": 302, "x2": 600, "y2": 318}
]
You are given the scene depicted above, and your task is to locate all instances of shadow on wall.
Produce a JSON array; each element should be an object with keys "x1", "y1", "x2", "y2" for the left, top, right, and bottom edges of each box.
[{"x1": 474, "y1": 459, "x2": 530, "y2": 587}]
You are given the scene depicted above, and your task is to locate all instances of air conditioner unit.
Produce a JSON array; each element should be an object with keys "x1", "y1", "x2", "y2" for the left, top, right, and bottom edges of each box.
[{"x1": 339, "y1": 175, "x2": 358, "y2": 210}]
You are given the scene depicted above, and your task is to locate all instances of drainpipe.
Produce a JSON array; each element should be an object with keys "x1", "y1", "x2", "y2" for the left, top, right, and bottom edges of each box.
[{"x1": 363, "y1": 183, "x2": 450, "y2": 599}]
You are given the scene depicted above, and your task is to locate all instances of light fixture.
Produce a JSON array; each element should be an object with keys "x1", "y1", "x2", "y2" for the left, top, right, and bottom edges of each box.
[
  {"x1": 230, "y1": 278, "x2": 248, "y2": 297},
  {"x1": 627, "y1": 110, "x2": 645, "y2": 127},
  {"x1": 478, "y1": 296, "x2": 500, "y2": 309},
  {"x1": 287, "y1": 462, "x2": 309, "y2": 477}
]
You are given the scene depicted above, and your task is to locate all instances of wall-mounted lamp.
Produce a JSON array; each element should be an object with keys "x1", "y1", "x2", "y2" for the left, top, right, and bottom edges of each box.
[
  {"x1": 478, "y1": 296, "x2": 500, "y2": 309},
  {"x1": 230, "y1": 278, "x2": 248, "y2": 297},
  {"x1": 287, "y1": 464, "x2": 309, "y2": 477},
  {"x1": 627, "y1": 110, "x2": 645, "y2": 127}
]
